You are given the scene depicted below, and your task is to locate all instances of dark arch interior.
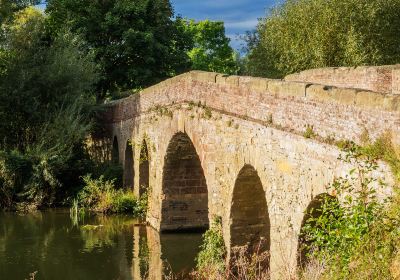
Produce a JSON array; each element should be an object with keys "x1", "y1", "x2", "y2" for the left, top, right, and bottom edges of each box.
[
  {"x1": 297, "y1": 193, "x2": 337, "y2": 267},
  {"x1": 112, "y1": 136, "x2": 119, "y2": 163},
  {"x1": 124, "y1": 141, "x2": 134, "y2": 189},
  {"x1": 230, "y1": 165, "x2": 270, "y2": 256},
  {"x1": 139, "y1": 140, "x2": 149, "y2": 196},
  {"x1": 161, "y1": 132, "x2": 208, "y2": 232}
]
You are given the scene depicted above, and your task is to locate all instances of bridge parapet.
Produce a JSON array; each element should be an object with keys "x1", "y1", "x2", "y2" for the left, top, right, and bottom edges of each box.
[
  {"x1": 105, "y1": 69, "x2": 400, "y2": 147},
  {"x1": 285, "y1": 64, "x2": 400, "y2": 95}
]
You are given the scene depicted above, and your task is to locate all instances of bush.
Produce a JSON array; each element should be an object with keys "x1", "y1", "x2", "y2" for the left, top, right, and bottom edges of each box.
[
  {"x1": 196, "y1": 216, "x2": 226, "y2": 274},
  {"x1": 0, "y1": 150, "x2": 32, "y2": 208},
  {"x1": 76, "y1": 175, "x2": 146, "y2": 216},
  {"x1": 300, "y1": 142, "x2": 400, "y2": 279}
]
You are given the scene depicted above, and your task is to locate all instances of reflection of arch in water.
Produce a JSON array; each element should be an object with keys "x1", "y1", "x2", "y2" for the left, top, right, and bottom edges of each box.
[
  {"x1": 132, "y1": 226, "x2": 202, "y2": 280},
  {"x1": 160, "y1": 232, "x2": 203, "y2": 276},
  {"x1": 230, "y1": 165, "x2": 270, "y2": 268},
  {"x1": 297, "y1": 193, "x2": 337, "y2": 267},
  {"x1": 161, "y1": 132, "x2": 209, "y2": 231},
  {"x1": 124, "y1": 140, "x2": 134, "y2": 189}
]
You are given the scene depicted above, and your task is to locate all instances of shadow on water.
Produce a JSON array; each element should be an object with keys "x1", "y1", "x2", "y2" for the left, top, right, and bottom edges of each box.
[{"x1": 0, "y1": 210, "x2": 203, "y2": 280}]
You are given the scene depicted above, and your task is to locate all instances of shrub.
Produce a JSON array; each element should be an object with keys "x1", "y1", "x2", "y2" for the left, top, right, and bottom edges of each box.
[
  {"x1": 195, "y1": 216, "x2": 226, "y2": 275},
  {"x1": 76, "y1": 175, "x2": 146, "y2": 216},
  {"x1": 0, "y1": 150, "x2": 32, "y2": 208},
  {"x1": 300, "y1": 142, "x2": 398, "y2": 278}
]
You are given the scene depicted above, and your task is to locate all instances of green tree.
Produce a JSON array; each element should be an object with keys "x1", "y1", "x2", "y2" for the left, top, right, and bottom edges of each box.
[
  {"x1": 46, "y1": 0, "x2": 191, "y2": 99},
  {"x1": 0, "y1": 7, "x2": 99, "y2": 208},
  {"x1": 177, "y1": 18, "x2": 239, "y2": 75},
  {"x1": 246, "y1": 0, "x2": 400, "y2": 78},
  {"x1": 0, "y1": 0, "x2": 40, "y2": 24}
]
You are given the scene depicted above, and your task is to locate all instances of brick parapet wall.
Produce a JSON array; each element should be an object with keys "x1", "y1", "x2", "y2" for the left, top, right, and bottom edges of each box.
[
  {"x1": 285, "y1": 65, "x2": 400, "y2": 94},
  {"x1": 104, "y1": 70, "x2": 400, "y2": 146}
]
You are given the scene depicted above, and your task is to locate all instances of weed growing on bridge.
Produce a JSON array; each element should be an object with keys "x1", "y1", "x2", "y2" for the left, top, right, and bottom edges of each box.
[
  {"x1": 266, "y1": 113, "x2": 273, "y2": 125},
  {"x1": 153, "y1": 105, "x2": 173, "y2": 118},
  {"x1": 303, "y1": 125, "x2": 316, "y2": 139},
  {"x1": 202, "y1": 107, "x2": 213, "y2": 119}
]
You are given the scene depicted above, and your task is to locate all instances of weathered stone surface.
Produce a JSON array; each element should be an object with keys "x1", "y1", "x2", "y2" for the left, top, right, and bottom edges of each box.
[
  {"x1": 391, "y1": 253, "x2": 400, "y2": 280},
  {"x1": 100, "y1": 67, "x2": 399, "y2": 279},
  {"x1": 285, "y1": 65, "x2": 400, "y2": 94}
]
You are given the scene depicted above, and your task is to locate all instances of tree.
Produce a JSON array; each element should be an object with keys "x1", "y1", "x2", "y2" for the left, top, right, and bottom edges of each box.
[
  {"x1": 246, "y1": 0, "x2": 400, "y2": 78},
  {"x1": 0, "y1": 0, "x2": 40, "y2": 24},
  {"x1": 0, "y1": 7, "x2": 99, "y2": 208},
  {"x1": 177, "y1": 18, "x2": 239, "y2": 75},
  {"x1": 46, "y1": 0, "x2": 191, "y2": 99}
]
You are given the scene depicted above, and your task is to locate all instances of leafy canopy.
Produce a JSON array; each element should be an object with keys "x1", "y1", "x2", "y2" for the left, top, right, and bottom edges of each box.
[
  {"x1": 46, "y1": 0, "x2": 191, "y2": 99},
  {"x1": 246, "y1": 0, "x2": 400, "y2": 78},
  {"x1": 177, "y1": 18, "x2": 239, "y2": 75}
]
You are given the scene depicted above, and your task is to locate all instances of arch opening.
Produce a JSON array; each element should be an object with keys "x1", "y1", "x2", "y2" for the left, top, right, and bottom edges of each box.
[
  {"x1": 139, "y1": 140, "x2": 149, "y2": 196},
  {"x1": 297, "y1": 193, "x2": 337, "y2": 267},
  {"x1": 124, "y1": 141, "x2": 134, "y2": 189},
  {"x1": 112, "y1": 136, "x2": 119, "y2": 163},
  {"x1": 230, "y1": 165, "x2": 270, "y2": 259},
  {"x1": 161, "y1": 132, "x2": 208, "y2": 232}
]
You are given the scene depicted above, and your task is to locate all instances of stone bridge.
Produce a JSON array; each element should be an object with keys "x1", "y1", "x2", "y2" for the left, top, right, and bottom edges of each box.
[{"x1": 98, "y1": 65, "x2": 400, "y2": 278}]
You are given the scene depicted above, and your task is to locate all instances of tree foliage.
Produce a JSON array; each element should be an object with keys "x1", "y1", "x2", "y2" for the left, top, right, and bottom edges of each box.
[
  {"x1": 246, "y1": 0, "x2": 400, "y2": 78},
  {"x1": 0, "y1": 0, "x2": 40, "y2": 24},
  {"x1": 46, "y1": 0, "x2": 191, "y2": 99},
  {"x1": 0, "y1": 7, "x2": 99, "y2": 209},
  {"x1": 177, "y1": 18, "x2": 239, "y2": 75}
]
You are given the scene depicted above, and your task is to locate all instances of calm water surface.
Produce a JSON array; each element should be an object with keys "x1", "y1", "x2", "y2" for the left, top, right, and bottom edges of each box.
[{"x1": 0, "y1": 210, "x2": 203, "y2": 280}]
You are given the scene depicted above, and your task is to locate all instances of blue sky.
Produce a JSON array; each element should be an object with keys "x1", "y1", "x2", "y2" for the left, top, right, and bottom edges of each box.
[
  {"x1": 171, "y1": 0, "x2": 277, "y2": 50},
  {"x1": 38, "y1": 0, "x2": 278, "y2": 51}
]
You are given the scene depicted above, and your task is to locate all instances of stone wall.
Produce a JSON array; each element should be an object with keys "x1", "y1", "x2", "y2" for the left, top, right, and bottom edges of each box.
[
  {"x1": 285, "y1": 64, "x2": 400, "y2": 94},
  {"x1": 101, "y1": 68, "x2": 399, "y2": 279}
]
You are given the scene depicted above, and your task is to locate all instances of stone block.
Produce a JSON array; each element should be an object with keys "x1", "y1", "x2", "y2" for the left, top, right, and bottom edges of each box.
[
  {"x1": 267, "y1": 80, "x2": 307, "y2": 98},
  {"x1": 190, "y1": 71, "x2": 217, "y2": 83},
  {"x1": 355, "y1": 91, "x2": 386, "y2": 109}
]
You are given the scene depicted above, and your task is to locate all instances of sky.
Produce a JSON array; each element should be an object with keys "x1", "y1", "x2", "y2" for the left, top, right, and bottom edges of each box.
[
  {"x1": 171, "y1": 0, "x2": 277, "y2": 51},
  {"x1": 37, "y1": 0, "x2": 278, "y2": 51}
]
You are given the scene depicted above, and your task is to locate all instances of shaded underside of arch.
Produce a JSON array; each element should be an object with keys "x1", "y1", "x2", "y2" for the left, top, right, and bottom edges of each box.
[
  {"x1": 124, "y1": 141, "x2": 134, "y2": 189},
  {"x1": 161, "y1": 132, "x2": 208, "y2": 232},
  {"x1": 230, "y1": 165, "x2": 270, "y2": 254},
  {"x1": 112, "y1": 136, "x2": 119, "y2": 163}
]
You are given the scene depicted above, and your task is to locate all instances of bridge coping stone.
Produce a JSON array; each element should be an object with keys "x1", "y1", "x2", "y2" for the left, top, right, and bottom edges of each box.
[{"x1": 108, "y1": 69, "x2": 400, "y2": 113}]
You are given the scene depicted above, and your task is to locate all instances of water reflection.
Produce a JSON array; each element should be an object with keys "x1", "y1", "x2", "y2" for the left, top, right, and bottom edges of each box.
[{"x1": 0, "y1": 210, "x2": 203, "y2": 280}]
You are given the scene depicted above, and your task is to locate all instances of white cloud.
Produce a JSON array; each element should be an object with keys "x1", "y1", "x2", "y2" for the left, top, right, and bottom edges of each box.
[{"x1": 225, "y1": 19, "x2": 259, "y2": 29}]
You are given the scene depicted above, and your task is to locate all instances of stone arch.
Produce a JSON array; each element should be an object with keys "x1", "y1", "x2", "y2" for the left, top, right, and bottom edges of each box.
[
  {"x1": 230, "y1": 165, "x2": 270, "y2": 256},
  {"x1": 160, "y1": 132, "x2": 208, "y2": 231},
  {"x1": 112, "y1": 136, "x2": 119, "y2": 163},
  {"x1": 139, "y1": 139, "x2": 150, "y2": 196},
  {"x1": 124, "y1": 140, "x2": 134, "y2": 189},
  {"x1": 297, "y1": 193, "x2": 337, "y2": 267}
]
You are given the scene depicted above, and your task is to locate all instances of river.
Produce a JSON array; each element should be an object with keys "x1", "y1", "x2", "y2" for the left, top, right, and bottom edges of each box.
[{"x1": 0, "y1": 210, "x2": 203, "y2": 279}]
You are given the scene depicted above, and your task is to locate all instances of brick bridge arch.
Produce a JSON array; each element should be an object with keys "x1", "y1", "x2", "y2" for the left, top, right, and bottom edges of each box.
[{"x1": 101, "y1": 66, "x2": 398, "y2": 278}]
